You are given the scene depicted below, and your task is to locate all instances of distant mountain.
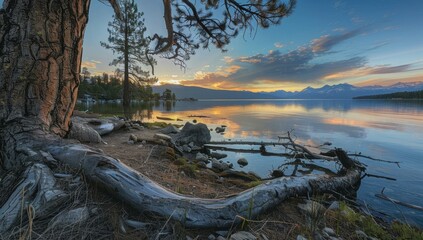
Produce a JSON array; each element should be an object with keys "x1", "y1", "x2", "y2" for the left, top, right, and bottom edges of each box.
[
  {"x1": 354, "y1": 89, "x2": 423, "y2": 99},
  {"x1": 152, "y1": 84, "x2": 272, "y2": 99},
  {"x1": 153, "y1": 82, "x2": 423, "y2": 99}
]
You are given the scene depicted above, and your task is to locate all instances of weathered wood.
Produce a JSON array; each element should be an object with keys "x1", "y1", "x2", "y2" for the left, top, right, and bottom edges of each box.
[
  {"x1": 48, "y1": 143, "x2": 362, "y2": 229},
  {"x1": 207, "y1": 141, "x2": 337, "y2": 161},
  {"x1": 0, "y1": 163, "x2": 68, "y2": 233}
]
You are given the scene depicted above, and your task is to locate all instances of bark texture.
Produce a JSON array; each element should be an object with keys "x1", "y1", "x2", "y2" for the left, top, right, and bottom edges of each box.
[
  {"x1": 0, "y1": 0, "x2": 90, "y2": 138},
  {"x1": 0, "y1": 0, "x2": 91, "y2": 169}
]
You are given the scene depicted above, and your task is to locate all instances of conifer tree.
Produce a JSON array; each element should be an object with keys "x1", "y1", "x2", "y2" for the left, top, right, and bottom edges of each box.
[{"x1": 101, "y1": 0, "x2": 157, "y2": 107}]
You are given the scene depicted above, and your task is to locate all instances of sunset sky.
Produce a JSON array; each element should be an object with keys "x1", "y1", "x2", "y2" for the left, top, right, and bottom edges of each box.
[{"x1": 3, "y1": 0, "x2": 423, "y2": 91}]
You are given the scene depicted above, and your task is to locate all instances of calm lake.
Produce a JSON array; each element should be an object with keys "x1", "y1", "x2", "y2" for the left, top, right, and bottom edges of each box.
[{"x1": 77, "y1": 99, "x2": 423, "y2": 227}]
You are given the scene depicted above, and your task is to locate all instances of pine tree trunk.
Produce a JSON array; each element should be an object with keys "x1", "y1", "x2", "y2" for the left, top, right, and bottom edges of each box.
[{"x1": 123, "y1": 2, "x2": 130, "y2": 108}]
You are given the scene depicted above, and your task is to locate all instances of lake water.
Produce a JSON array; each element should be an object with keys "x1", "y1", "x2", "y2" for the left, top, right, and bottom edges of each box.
[{"x1": 77, "y1": 99, "x2": 423, "y2": 227}]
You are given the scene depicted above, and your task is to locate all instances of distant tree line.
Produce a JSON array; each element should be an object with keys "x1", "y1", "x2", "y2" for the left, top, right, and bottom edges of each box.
[
  {"x1": 354, "y1": 90, "x2": 423, "y2": 99},
  {"x1": 78, "y1": 72, "x2": 175, "y2": 102}
]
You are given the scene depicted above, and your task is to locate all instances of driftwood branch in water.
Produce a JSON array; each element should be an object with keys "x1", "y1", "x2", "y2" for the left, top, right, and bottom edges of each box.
[
  {"x1": 205, "y1": 145, "x2": 307, "y2": 158},
  {"x1": 376, "y1": 188, "x2": 423, "y2": 212},
  {"x1": 348, "y1": 153, "x2": 401, "y2": 167},
  {"x1": 207, "y1": 141, "x2": 337, "y2": 161}
]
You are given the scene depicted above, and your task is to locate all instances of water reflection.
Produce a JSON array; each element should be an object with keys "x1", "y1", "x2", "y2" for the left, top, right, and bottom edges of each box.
[{"x1": 76, "y1": 99, "x2": 423, "y2": 226}]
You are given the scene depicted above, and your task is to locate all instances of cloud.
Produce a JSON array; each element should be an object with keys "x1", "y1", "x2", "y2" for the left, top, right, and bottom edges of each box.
[
  {"x1": 274, "y1": 42, "x2": 284, "y2": 48},
  {"x1": 81, "y1": 61, "x2": 97, "y2": 69},
  {"x1": 91, "y1": 60, "x2": 102, "y2": 64},
  {"x1": 180, "y1": 29, "x2": 415, "y2": 91},
  {"x1": 311, "y1": 29, "x2": 363, "y2": 53}
]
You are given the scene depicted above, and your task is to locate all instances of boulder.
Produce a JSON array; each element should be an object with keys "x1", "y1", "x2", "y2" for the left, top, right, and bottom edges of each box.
[
  {"x1": 211, "y1": 159, "x2": 230, "y2": 172},
  {"x1": 195, "y1": 152, "x2": 209, "y2": 162},
  {"x1": 174, "y1": 122, "x2": 211, "y2": 146},
  {"x1": 297, "y1": 200, "x2": 326, "y2": 216},
  {"x1": 237, "y1": 158, "x2": 248, "y2": 166},
  {"x1": 160, "y1": 125, "x2": 180, "y2": 134},
  {"x1": 210, "y1": 152, "x2": 227, "y2": 159}
]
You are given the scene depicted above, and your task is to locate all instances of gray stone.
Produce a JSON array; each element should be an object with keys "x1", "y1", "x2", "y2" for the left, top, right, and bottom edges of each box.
[
  {"x1": 296, "y1": 235, "x2": 308, "y2": 240},
  {"x1": 154, "y1": 133, "x2": 172, "y2": 141},
  {"x1": 188, "y1": 142, "x2": 195, "y2": 148},
  {"x1": 212, "y1": 159, "x2": 230, "y2": 172},
  {"x1": 160, "y1": 125, "x2": 180, "y2": 134},
  {"x1": 355, "y1": 230, "x2": 368, "y2": 239},
  {"x1": 210, "y1": 152, "x2": 228, "y2": 159},
  {"x1": 323, "y1": 227, "x2": 336, "y2": 237},
  {"x1": 127, "y1": 140, "x2": 135, "y2": 145},
  {"x1": 196, "y1": 161, "x2": 207, "y2": 168},
  {"x1": 182, "y1": 145, "x2": 192, "y2": 153},
  {"x1": 229, "y1": 231, "x2": 257, "y2": 240},
  {"x1": 196, "y1": 152, "x2": 209, "y2": 162},
  {"x1": 215, "y1": 231, "x2": 228, "y2": 237},
  {"x1": 175, "y1": 122, "x2": 211, "y2": 146},
  {"x1": 129, "y1": 134, "x2": 138, "y2": 142},
  {"x1": 208, "y1": 234, "x2": 216, "y2": 240},
  {"x1": 216, "y1": 236, "x2": 226, "y2": 240},
  {"x1": 237, "y1": 158, "x2": 248, "y2": 166},
  {"x1": 297, "y1": 200, "x2": 326, "y2": 216},
  {"x1": 328, "y1": 201, "x2": 340, "y2": 210}
]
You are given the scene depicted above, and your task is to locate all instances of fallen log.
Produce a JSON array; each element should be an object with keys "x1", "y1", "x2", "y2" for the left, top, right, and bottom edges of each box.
[{"x1": 47, "y1": 143, "x2": 362, "y2": 229}]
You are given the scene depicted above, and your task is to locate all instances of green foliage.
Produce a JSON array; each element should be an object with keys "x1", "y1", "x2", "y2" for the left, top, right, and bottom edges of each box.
[
  {"x1": 178, "y1": 164, "x2": 197, "y2": 178},
  {"x1": 354, "y1": 90, "x2": 423, "y2": 99},
  {"x1": 391, "y1": 222, "x2": 423, "y2": 240}
]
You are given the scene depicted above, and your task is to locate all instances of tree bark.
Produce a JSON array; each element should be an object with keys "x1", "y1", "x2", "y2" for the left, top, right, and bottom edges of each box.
[
  {"x1": 0, "y1": 0, "x2": 90, "y2": 169},
  {"x1": 123, "y1": 1, "x2": 130, "y2": 108}
]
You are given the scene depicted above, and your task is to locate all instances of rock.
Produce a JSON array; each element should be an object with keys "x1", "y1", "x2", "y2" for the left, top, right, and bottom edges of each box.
[
  {"x1": 210, "y1": 152, "x2": 227, "y2": 159},
  {"x1": 230, "y1": 231, "x2": 257, "y2": 240},
  {"x1": 328, "y1": 201, "x2": 340, "y2": 210},
  {"x1": 175, "y1": 122, "x2": 211, "y2": 146},
  {"x1": 296, "y1": 235, "x2": 308, "y2": 240},
  {"x1": 313, "y1": 231, "x2": 325, "y2": 240},
  {"x1": 237, "y1": 158, "x2": 248, "y2": 166},
  {"x1": 68, "y1": 122, "x2": 102, "y2": 143},
  {"x1": 355, "y1": 230, "x2": 369, "y2": 239},
  {"x1": 323, "y1": 227, "x2": 336, "y2": 237},
  {"x1": 215, "y1": 126, "x2": 225, "y2": 133},
  {"x1": 195, "y1": 152, "x2": 209, "y2": 162},
  {"x1": 188, "y1": 142, "x2": 195, "y2": 148},
  {"x1": 216, "y1": 236, "x2": 226, "y2": 240},
  {"x1": 196, "y1": 161, "x2": 207, "y2": 168},
  {"x1": 212, "y1": 159, "x2": 230, "y2": 172},
  {"x1": 182, "y1": 145, "x2": 192, "y2": 153},
  {"x1": 208, "y1": 234, "x2": 216, "y2": 240},
  {"x1": 271, "y1": 169, "x2": 284, "y2": 178},
  {"x1": 129, "y1": 134, "x2": 138, "y2": 142},
  {"x1": 127, "y1": 140, "x2": 135, "y2": 145},
  {"x1": 160, "y1": 125, "x2": 180, "y2": 134},
  {"x1": 215, "y1": 231, "x2": 228, "y2": 237},
  {"x1": 154, "y1": 133, "x2": 172, "y2": 141},
  {"x1": 228, "y1": 163, "x2": 233, "y2": 168},
  {"x1": 297, "y1": 200, "x2": 326, "y2": 216}
]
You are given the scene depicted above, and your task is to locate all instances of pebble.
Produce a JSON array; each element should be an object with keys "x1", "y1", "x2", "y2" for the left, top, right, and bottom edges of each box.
[
  {"x1": 229, "y1": 231, "x2": 257, "y2": 240},
  {"x1": 323, "y1": 227, "x2": 336, "y2": 237}
]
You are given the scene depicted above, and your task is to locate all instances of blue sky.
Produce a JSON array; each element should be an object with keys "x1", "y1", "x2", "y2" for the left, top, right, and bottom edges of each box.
[{"x1": 2, "y1": 0, "x2": 423, "y2": 91}]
